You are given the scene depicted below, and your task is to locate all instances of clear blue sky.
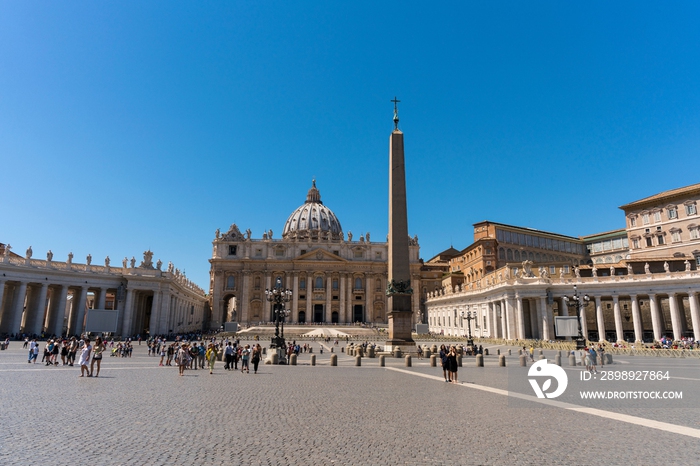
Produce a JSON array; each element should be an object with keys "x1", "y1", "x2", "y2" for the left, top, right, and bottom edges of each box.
[{"x1": 2, "y1": 2, "x2": 699, "y2": 289}]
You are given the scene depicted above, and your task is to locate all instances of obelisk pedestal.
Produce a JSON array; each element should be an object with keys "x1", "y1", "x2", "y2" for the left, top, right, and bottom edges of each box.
[{"x1": 385, "y1": 100, "x2": 415, "y2": 352}]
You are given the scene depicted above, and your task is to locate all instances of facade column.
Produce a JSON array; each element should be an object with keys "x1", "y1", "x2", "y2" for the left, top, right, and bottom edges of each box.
[
  {"x1": 630, "y1": 294, "x2": 642, "y2": 343},
  {"x1": 580, "y1": 301, "x2": 588, "y2": 341},
  {"x1": 149, "y1": 290, "x2": 161, "y2": 336},
  {"x1": 265, "y1": 274, "x2": 272, "y2": 321},
  {"x1": 97, "y1": 287, "x2": 107, "y2": 310},
  {"x1": 539, "y1": 296, "x2": 549, "y2": 340},
  {"x1": 8, "y1": 282, "x2": 27, "y2": 335},
  {"x1": 30, "y1": 283, "x2": 49, "y2": 335},
  {"x1": 158, "y1": 290, "x2": 171, "y2": 335},
  {"x1": 339, "y1": 273, "x2": 346, "y2": 324},
  {"x1": 241, "y1": 272, "x2": 250, "y2": 323},
  {"x1": 668, "y1": 292, "x2": 682, "y2": 341},
  {"x1": 515, "y1": 295, "x2": 525, "y2": 340},
  {"x1": 292, "y1": 273, "x2": 299, "y2": 323},
  {"x1": 326, "y1": 274, "x2": 333, "y2": 323},
  {"x1": 688, "y1": 292, "x2": 700, "y2": 342},
  {"x1": 505, "y1": 297, "x2": 515, "y2": 340},
  {"x1": 74, "y1": 285, "x2": 89, "y2": 336},
  {"x1": 559, "y1": 297, "x2": 569, "y2": 316},
  {"x1": 612, "y1": 295, "x2": 624, "y2": 343},
  {"x1": 531, "y1": 298, "x2": 542, "y2": 339},
  {"x1": 648, "y1": 294, "x2": 662, "y2": 342},
  {"x1": 594, "y1": 295, "x2": 605, "y2": 342},
  {"x1": 364, "y1": 275, "x2": 371, "y2": 323},
  {"x1": 52, "y1": 285, "x2": 69, "y2": 337},
  {"x1": 306, "y1": 277, "x2": 312, "y2": 321},
  {"x1": 0, "y1": 280, "x2": 6, "y2": 332},
  {"x1": 121, "y1": 288, "x2": 135, "y2": 337}
]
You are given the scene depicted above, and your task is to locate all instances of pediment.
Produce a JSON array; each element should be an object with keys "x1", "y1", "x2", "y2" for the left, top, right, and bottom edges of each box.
[{"x1": 295, "y1": 248, "x2": 348, "y2": 263}]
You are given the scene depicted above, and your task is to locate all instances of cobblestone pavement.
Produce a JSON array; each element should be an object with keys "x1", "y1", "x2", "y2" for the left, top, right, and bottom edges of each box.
[{"x1": 1, "y1": 340, "x2": 698, "y2": 465}]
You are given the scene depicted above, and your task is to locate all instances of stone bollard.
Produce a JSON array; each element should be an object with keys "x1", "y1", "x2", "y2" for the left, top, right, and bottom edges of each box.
[
  {"x1": 355, "y1": 355, "x2": 362, "y2": 366},
  {"x1": 269, "y1": 353, "x2": 279, "y2": 365},
  {"x1": 457, "y1": 354, "x2": 462, "y2": 367},
  {"x1": 341, "y1": 347, "x2": 344, "y2": 353},
  {"x1": 262, "y1": 347, "x2": 267, "y2": 355},
  {"x1": 555, "y1": 353, "x2": 561, "y2": 366},
  {"x1": 430, "y1": 354, "x2": 437, "y2": 367},
  {"x1": 405, "y1": 355, "x2": 412, "y2": 367},
  {"x1": 519, "y1": 355, "x2": 526, "y2": 366},
  {"x1": 431, "y1": 344, "x2": 438, "y2": 354},
  {"x1": 484, "y1": 348, "x2": 489, "y2": 356},
  {"x1": 605, "y1": 354, "x2": 613, "y2": 365},
  {"x1": 309, "y1": 347, "x2": 313, "y2": 354},
  {"x1": 379, "y1": 355, "x2": 385, "y2": 367},
  {"x1": 508, "y1": 349, "x2": 512, "y2": 356},
  {"x1": 330, "y1": 354, "x2": 337, "y2": 366},
  {"x1": 518, "y1": 349, "x2": 522, "y2": 356},
  {"x1": 290, "y1": 354, "x2": 297, "y2": 366},
  {"x1": 394, "y1": 348, "x2": 402, "y2": 358},
  {"x1": 311, "y1": 355, "x2": 316, "y2": 366},
  {"x1": 539, "y1": 354, "x2": 546, "y2": 360},
  {"x1": 538, "y1": 349, "x2": 543, "y2": 356},
  {"x1": 497, "y1": 349, "x2": 500, "y2": 355},
  {"x1": 476, "y1": 354, "x2": 484, "y2": 367},
  {"x1": 423, "y1": 347, "x2": 431, "y2": 358},
  {"x1": 368, "y1": 347, "x2": 375, "y2": 358},
  {"x1": 330, "y1": 347, "x2": 334, "y2": 353},
  {"x1": 499, "y1": 355, "x2": 506, "y2": 367},
  {"x1": 568, "y1": 354, "x2": 576, "y2": 366}
]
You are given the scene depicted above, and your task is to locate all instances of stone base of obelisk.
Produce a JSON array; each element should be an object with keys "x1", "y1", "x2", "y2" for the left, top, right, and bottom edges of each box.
[{"x1": 386, "y1": 309, "x2": 414, "y2": 352}]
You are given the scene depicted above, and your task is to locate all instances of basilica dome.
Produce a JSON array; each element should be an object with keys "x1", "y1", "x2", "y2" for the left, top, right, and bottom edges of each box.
[{"x1": 282, "y1": 180, "x2": 343, "y2": 240}]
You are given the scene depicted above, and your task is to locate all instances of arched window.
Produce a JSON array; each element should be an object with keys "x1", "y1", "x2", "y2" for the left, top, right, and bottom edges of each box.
[
  {"x1": 499, "y1": 248, "x2": 505, "y2": 260},
  {"x1": 315, "y1": 276, "x2": 324, "y2": 289},
  {"x1": 227, "y1": 276, "x2": 235, "y2": 289},
  {"x1": 299, "y1": 278, "x2": 306, "y2": 290},
  {"x1": 514, "y1": 250, "x2": 521, "y2": 261},
  {"x1": 507, "y1": 249, "x2": 513, "y2": 261},
  {"x1": 254, "y1": 277, "x2": 261, "y2": 290},
  {"x1": 332, "y1": 279, "x2": 339, "y2": 290},
  {"x1": 355, "y1": 277, "x2": 363, "y2": 290}
]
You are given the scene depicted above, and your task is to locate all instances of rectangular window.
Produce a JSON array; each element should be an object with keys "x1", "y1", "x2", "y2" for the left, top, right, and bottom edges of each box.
[
  {"x1": 657, "y1": 235, "x2": 664, "y2": 245},
  {"x1": 334, "y1": 250, "x2": 340, "y2": 256},
  {"x1": 228, "y1": 245, "x2": 237, "y2": 256},
  {"x1": 643, "y1": 213, "x2": 650, "y2": 225},
  {"x1": 549, "y1": 266, "x2": 556, "y2": 274},
  {"x1": 275, "y1": 249, "x2": 285, "y2": 257},
  {"x1": 255, "y1": 249, "x2": 262, "y2": 257},
  {"x1": 687, "y1": 204, "x2": 697, "y2": 216},
  {"x1": 603, "y1": 240, "x2": 612, "y2": 251},
  {"x1": 668, "y1": 208, "x2": 677, "y2": 219},
  {"x1": 630, "y1": 217, "x2": 637, "y2": 227},
  {"x1": 672, "y1": 231, "x2": 681, "y2": 243},
  {"x1": 546, "y1": 238, "x2": 552, "y2": 250},
  {"x1": 645, "y1": 237, "x2": 653, "y2": 247},
  {"x1": 632, "y1": 238, "x2": 640, "y2": 249},
  {"x1": 613, "y1": 238, "x2": 622, "y2": 249},
  {"x1": 563, "y1": 265, "x2": 570, "y2": 274},
  {"x1": 300, "y1": 249, "x2": 306, "y2": 255},
  {"x1": 375, "y1": 252, "x2": 381, "y2": 259},
  {"x1": 653, "y1": 211, "x2": 661, "y2": 223},
  {"x1": 691, "y1": 229, "x2": 699, "y2": 240},
  {"x1": 354, "y1": 250, "x2": 363, "y2": 258},
  {"x1": 592, "y1": 243, "x2": 602, "y2": 253},
  {"x1": 300, "y1": 279, "x2": 306, "y2": 290}
]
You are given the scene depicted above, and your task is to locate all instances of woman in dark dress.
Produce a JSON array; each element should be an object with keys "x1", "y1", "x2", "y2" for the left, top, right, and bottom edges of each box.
[
  {"x1": 447, "y1": 346, "x2": 459, "y2": 384},
  {"x1": 439, "y1": 344, "x2": 450, "y2": 382}
]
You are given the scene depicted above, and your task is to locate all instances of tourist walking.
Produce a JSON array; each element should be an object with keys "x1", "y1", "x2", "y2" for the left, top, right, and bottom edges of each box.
[
  {"x1": 176, "y1": 344, "x2": 190, "y2": 376},
  {"x1": 447, "y1": 346, "x2": 459, "y2": 384},
  {"x1": 68, "y1": 337, "x2": 78, "y2": 366},
  {"x1": 251, "y1": 344, "x2": 261, "y2": 374},
  {"x1": 439, "y1": 344, "x2": 450, "y2": 382},
  {"x1": 90, "y1": 336, "x2": 105, "y2": 377},
  {"x1": 78, "y1": 338, "x2": 92, "y2": 377},
  {"x1": 206, "y1": 343, "x2": 218, "y2": 374},
  {"x1": 241, "y1": 344, "x2": 250, "y2": 373}
]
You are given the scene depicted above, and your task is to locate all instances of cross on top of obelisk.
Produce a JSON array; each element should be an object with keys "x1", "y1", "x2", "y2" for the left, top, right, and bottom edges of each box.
[{"x1": 391, "y1": 96, "x2": 400, "y2": 130}]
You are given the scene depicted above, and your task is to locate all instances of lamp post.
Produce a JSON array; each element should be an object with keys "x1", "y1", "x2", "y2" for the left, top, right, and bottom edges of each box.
[
  {"x1": 265, "y1": 277, "x2": 292, "y2": 358},
  {"x1": 461, "y1": 308, "x2": 475, "y2": 348},
  {"x1": 562, "y1": 285, "x2": 590, "y2": 350}
]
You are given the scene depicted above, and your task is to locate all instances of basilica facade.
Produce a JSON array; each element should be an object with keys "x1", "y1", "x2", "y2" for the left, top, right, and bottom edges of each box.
[{"x1": 208, "y1": 181, "x2": 443, "y2": 329}]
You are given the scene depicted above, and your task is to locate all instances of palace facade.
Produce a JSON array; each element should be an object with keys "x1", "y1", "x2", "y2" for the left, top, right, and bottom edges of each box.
[
  {"x1": 208, "y1": 181, "x2": 444, "y2": 329},
  {"x1": 426, "y1": 183, "x2": 700, "y2": 343}
]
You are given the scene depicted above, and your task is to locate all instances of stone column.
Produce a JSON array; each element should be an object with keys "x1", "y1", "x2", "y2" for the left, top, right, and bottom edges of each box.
[
  {"x1": 149, "y1": 290, "x2": 161, "y2": 336},
  {"x1": 505, "y1": 297, "x2": 516, "y2": 340},
  {"x1": 531, "y1": 298, "x2": 541, "y2": 339},
  {"x1": 158, "y1": 290, "x2": 171, "y2": 334},
  {"x1": 580, "y1": 302, "x2": 589, "y2": 341},
  {"x1": 668, "y1": 292, "x2": 682, "y2": 341},
  {"x1": 688, "y1": 292, "x2": 700, "y2": 342},
  {"x1": 265, "y1": 274, "x2": 272, "y2": 321},
  {"x1": 30, "y1": 283, "x2": 49, "y2": 335},
  {"x1": 74, "y1": 285, "x2": 89, "y2": 336},
  {"x1": 539, "y1": 296, "x2": 549, "y2": 340},
  {"x1": 292, "y1": 273, "x2": 299, "y2": 322},
  {"x1": 51, "y1": 285, "x2": 69, "y2": 337},
  {"x1": 594, "y1": 295, "x2": 605, "y2": 342},
  {"x1": 365, "y1": 275, "x2": 372, "y2": 323},
  {"x1": 306, "y1": 278, "x2": 312, "y2": 322},
  {"x1": 9, "y1": 282, "x2": 28, "y2": 335},
  {"x1": 499, "y1": 300, "x2": 506, "y2": 339},
  {"x1": 97, "y1": 287, "x2": 107, "y2": 310},
  {"x1": 339, "y1": 273, "x2": 346, "y2": 324},
  {"x1": 120, "y1": 288, "x2": 135, "y2": 337},
  {"x1": 0, "y1": 279, "x2": 6, "y2": 332},
  {"x1": 631, "y1": 294, "x2": 642, "y2": 343},
  {"x1": 241, "y1": 272, "x2": 250, "y2": 323},
  {"x1": 516, "y1": 295, "x2": 525, "y2": 340},
  {"x1": 612, "y1": 295, "x2": 624, "y2": 343},
  {"x1": 326, "y1": 274, "x2": 332, "y2": 323},
  {"x1": 648, "y1": 293, "x2": 661, "y2": 342}
]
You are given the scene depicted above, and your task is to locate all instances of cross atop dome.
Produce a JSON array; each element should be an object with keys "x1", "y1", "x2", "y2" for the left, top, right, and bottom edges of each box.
[{"x1": 306, "y1": 179, "x2": 322, "y2": 204}]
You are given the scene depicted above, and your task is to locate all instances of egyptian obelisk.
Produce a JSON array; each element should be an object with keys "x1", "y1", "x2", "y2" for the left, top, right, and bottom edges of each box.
[{"x1": 386, "y1": 97, "x2": 415, "y2": 350}]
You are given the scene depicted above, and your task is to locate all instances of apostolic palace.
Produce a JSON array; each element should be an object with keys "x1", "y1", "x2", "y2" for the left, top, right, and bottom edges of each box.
[{"x1": 1, "y1": 122, "x2": 699, "y2": 344}]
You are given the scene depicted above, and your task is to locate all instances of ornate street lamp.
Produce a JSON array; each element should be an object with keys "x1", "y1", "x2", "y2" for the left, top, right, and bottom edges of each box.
[
  {"x1": 461, "y1": 307, "x2": 476, "y2": 348},
  {"x1": 562, "y1": 285, "x2": 590, "y2": 349},
  {"x1": 265, "y1": 277, "x2": 292, "y2": 355}
]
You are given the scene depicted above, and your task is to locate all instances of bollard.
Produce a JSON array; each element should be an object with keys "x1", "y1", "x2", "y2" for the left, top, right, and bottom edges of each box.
[
  {"x1": 519, "y1": 355, "x2": 527, "y2": 366},
  {"x1": 355, "y1": 355, "x2": 362, "y2": 366},
  {"x1": 311, "y1": 354, "x2": 316, "y2": 366},
  {"x1": 379, "y1": 355, "x2": 385, "y2": 367},
  {"x1": 262, "y1": 347, "x2": 267, "y2": 355},
  {"x1": 405, "y1": 355, "x2": 412, "y2": 367},
  {"x1": 394, "y1": 348, "x2": 402, "y2": 358},
  {"x1": 538, "y1": 349, "x2": 543, "y2": 356},
  {"x1": 568, "y1": 354, "x2": 576, "y2": 366},
  {"x1": 518, "y1": 349, "x2": 522, "y2": 356},
  {"x1": 423, "y1": 348, "x2": 431, "y2": 358},
  {"x1": 605, "y1": 354, "x2": 613, "y2": 365},
  {"x1": 476, "y1": 354, "x2": 484, "y2": 367},
  {"x1": 554, "y1": 353, "x2": 561, "y2": 366},
  {"x1": 539, "y1": 354, "x2": 546, "y2": 360},
  {"x1": 484, "y1": 348, "x2": 489, "y2": 356},
  {"x1": 269, "y1": 353, "x2": 279, "y2": 365},
  {"x1": 330, "y1": 354, "x2": 337, "y2": 366},
  {"x1": 499, "y1": 355, "x2": 506, "y2": 367},
  {"x1": 457, "y1": 354, "x2": 462, "y2": 367},
  {"x1": 290, "y1": 354, "x2": 297, "y2": 366},
  {"x1": 497, "y1": 349, "x2": 500, "y2": 355},
  {"x1": 368, "y1": 347, "x2": 375, "y2": 358},
  {"x1": 508, "y1": 349, "x2": 512, "y2": 356},
  {"x1": 341, "y1": 347, "x2": 344, "y2": 353},
  {"x1": 330, "y1": 347, "x2": 334, "y2": 353},
  {"x1": 430, "y1": 354, "x2": 437, "y2": 367},
  {"x1": 309, "y1": 347, "x2": 313, "y2": 354},
  {"x1": 431, "y1": 344, "x2": 438, "y2": 354}
]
